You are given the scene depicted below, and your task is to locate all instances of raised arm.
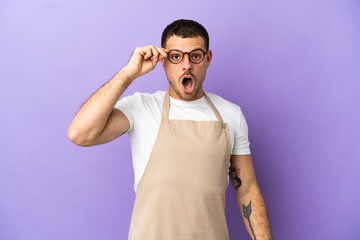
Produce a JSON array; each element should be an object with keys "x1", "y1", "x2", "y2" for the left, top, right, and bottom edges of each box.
[
  {"x1": 229, "y1": 154, "x2": 273, "y2": 240},
  {"x1": 67, "y1": 46, "x2": 168, "y2": 146}
]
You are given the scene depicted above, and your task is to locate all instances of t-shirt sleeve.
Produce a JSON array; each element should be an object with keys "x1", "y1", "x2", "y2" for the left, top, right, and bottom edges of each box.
[
  {"x1": 114, "y1": 93, "x2": 137, "y2": 133},
  {"x1": 232, "y1": 108, "x2": 251, "y2": 155}
]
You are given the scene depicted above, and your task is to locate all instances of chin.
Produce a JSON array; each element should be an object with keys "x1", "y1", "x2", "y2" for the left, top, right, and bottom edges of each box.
[
  {"x1": 169, "y1": 80, "x2": 202, "y2": 101},
  {"x1": 181, "y1": 90, "x2": 201, "y2": 101}
]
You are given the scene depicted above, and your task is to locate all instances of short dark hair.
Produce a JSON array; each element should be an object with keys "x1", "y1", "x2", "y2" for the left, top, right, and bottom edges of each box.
[{"x1": 161, "y1": 19, "x2": 209, "y2": 51}]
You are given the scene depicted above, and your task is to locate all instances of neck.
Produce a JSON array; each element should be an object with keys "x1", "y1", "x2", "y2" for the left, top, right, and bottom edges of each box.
[{"x1": 168, "y1": 87, "x2": 205, "y2": 102}]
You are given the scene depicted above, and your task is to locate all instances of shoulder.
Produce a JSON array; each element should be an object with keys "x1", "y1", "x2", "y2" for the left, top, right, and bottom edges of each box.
[
  {"x1": 205, "y1": 92, "x2": 247, "y2": 131},
  {"x1": 123, "y1": 90, "x2": 166, "y2": 105},
  {"x1": 205, "y1": 92, "x2": 242, "y2": 114}
]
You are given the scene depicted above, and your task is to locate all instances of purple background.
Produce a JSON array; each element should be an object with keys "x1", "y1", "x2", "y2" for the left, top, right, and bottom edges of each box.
[{"x1": 1, "y1": 0, "x2": 359, "y2": 239}]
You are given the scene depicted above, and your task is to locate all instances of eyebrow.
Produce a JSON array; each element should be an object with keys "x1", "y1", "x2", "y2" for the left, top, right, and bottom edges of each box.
[{"x1": 169, "y1": 48, "x2": 205, "y2": 52}]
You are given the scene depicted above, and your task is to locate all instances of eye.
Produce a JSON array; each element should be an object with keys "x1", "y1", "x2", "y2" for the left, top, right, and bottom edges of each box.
[
  {"x1": 172, "y1": 54, "x2": 180, "y2": 60},
  {"x1": 190, "y1": 50, "x2": 204, "y2": 61},
  {"x1": 192, "y1": 54, "x2": 200, "y2": 59},
  {"x1": 170, "y1": 53, "x2": 182, "y2": 62}
]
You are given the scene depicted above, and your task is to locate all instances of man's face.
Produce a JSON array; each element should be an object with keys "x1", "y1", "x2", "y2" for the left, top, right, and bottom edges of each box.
[{"x1": 160, "y1": 35, "x2": 213, "y2": 101}]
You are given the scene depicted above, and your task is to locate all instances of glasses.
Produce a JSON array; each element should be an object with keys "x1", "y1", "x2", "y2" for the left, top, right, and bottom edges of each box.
[{"x1": 167, "y1": 49, "x2": 208, "y2": 64}]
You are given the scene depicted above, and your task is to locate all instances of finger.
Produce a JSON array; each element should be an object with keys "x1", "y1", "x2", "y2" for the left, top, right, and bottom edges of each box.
[
  {"x1": 158, "y1": 54, "x2": 166, "y2": 60},
  {"x1": 137, "y1": 47, "x2": 147, "y2": 57},
  {"x1": 144, "y1": 48, "x2": 152, "y2": 60},
  {"x1": 149, "y1": 45, "x2": 160, "y2": 62},
  {"x1": 151, "y1": 53, "x2": 159, "y2": 66},
  {"x1": 136, "y1": 47, "x2": 151, "y2": 61},
  {"x1": 158, "y1": 52, "x2": 168, "y2": 60},
  {"x1": 155, "y1": 46, "x2": 168, "y2": 57}
]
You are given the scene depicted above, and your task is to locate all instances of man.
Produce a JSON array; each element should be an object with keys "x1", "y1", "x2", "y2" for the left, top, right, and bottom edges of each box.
[{"x1": 68, "y1": 19, "x2": 272, "y2": 240}]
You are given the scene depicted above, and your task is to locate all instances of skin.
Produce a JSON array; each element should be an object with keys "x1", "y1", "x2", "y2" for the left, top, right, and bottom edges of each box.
[
  {"x1": 230, "y1": 154, "x2": 273, "y2": 239},
  {"x1": 160, "y1": 36, "x2": 213, "y2": 101},
  {"x1": 67, "y1": 34, "x2": 272, "y2": 239}
]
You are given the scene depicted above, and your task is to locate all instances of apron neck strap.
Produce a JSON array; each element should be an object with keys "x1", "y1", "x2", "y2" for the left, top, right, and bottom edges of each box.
[{"x1": 162, "y1": 90, "x2": 225, "y2": 123}]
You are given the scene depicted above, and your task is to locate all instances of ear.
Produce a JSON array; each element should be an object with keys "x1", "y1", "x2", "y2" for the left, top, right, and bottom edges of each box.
[
  {"x1": 160, "y1": 58, "x2": 164, "y2": 67},
  {"x1": 206, "y1": 50, "x2": 213, "y2": 66}
]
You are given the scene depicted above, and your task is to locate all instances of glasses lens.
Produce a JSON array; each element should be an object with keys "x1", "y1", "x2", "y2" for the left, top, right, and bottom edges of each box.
[
  {"x1": 189, "y1": 50, "x2": 205, "y2": 63},
  {"x1": 168, "y1": 50, "x2": 183, "y2": 64}
]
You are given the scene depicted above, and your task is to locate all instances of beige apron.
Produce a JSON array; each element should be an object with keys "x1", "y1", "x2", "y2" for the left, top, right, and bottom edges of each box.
[{"x1": 128, "y1": 90, "x2": 232, "y2": 240}]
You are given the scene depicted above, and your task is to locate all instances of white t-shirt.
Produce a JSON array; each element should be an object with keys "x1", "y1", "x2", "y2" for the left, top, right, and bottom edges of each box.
[{"x1": 114, "y1": 90, "x2": 251, "y2": 193}]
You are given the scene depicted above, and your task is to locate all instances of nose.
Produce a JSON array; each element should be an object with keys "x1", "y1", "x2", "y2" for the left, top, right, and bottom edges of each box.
[{"x1": 182, "y1": 53, "x2": 192, "y2": 70}]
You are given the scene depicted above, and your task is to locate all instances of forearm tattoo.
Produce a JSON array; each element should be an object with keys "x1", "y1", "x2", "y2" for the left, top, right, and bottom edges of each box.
[
  {"x1": 243, "y1": 201, "x2": 256, "y2": 240},
  {"x1": 229, "y1": 166, "x2": 242, "y2": 190}
]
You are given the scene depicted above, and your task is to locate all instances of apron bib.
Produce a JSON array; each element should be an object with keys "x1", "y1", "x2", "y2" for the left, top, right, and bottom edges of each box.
[{"x1": 128, "y1": 90, "x2": 232, "y2": 240}]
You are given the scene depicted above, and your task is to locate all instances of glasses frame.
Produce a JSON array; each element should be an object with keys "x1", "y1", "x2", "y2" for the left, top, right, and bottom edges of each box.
[{"x1": 167, "y1": 48, "x2": 208, "y2": 64}]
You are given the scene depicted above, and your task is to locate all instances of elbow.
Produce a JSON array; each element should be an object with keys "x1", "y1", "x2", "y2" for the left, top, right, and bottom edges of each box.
[
  {"x1": 67, "y1": 126, "x2": 92, "y2": 146},
  {"x1": 236, "y1": 181, "x2": 261, "y2": 200}
]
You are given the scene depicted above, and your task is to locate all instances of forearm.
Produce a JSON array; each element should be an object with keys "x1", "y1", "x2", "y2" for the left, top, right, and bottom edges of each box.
[
  {"x1": 237, "y1": 186, "x2": 272, "y2": 240},
  {"x1": 68, "y1": 45, "x2": 167, "y2": 145},
  {"x1": 68, "y1": 68, "x2": 133, "y2": 143}
]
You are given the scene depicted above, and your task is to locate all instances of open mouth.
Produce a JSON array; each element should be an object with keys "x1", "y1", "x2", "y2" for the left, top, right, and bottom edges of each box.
[{"x1": 182, "y1": 76, "x2": 194, "y2": 93}]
